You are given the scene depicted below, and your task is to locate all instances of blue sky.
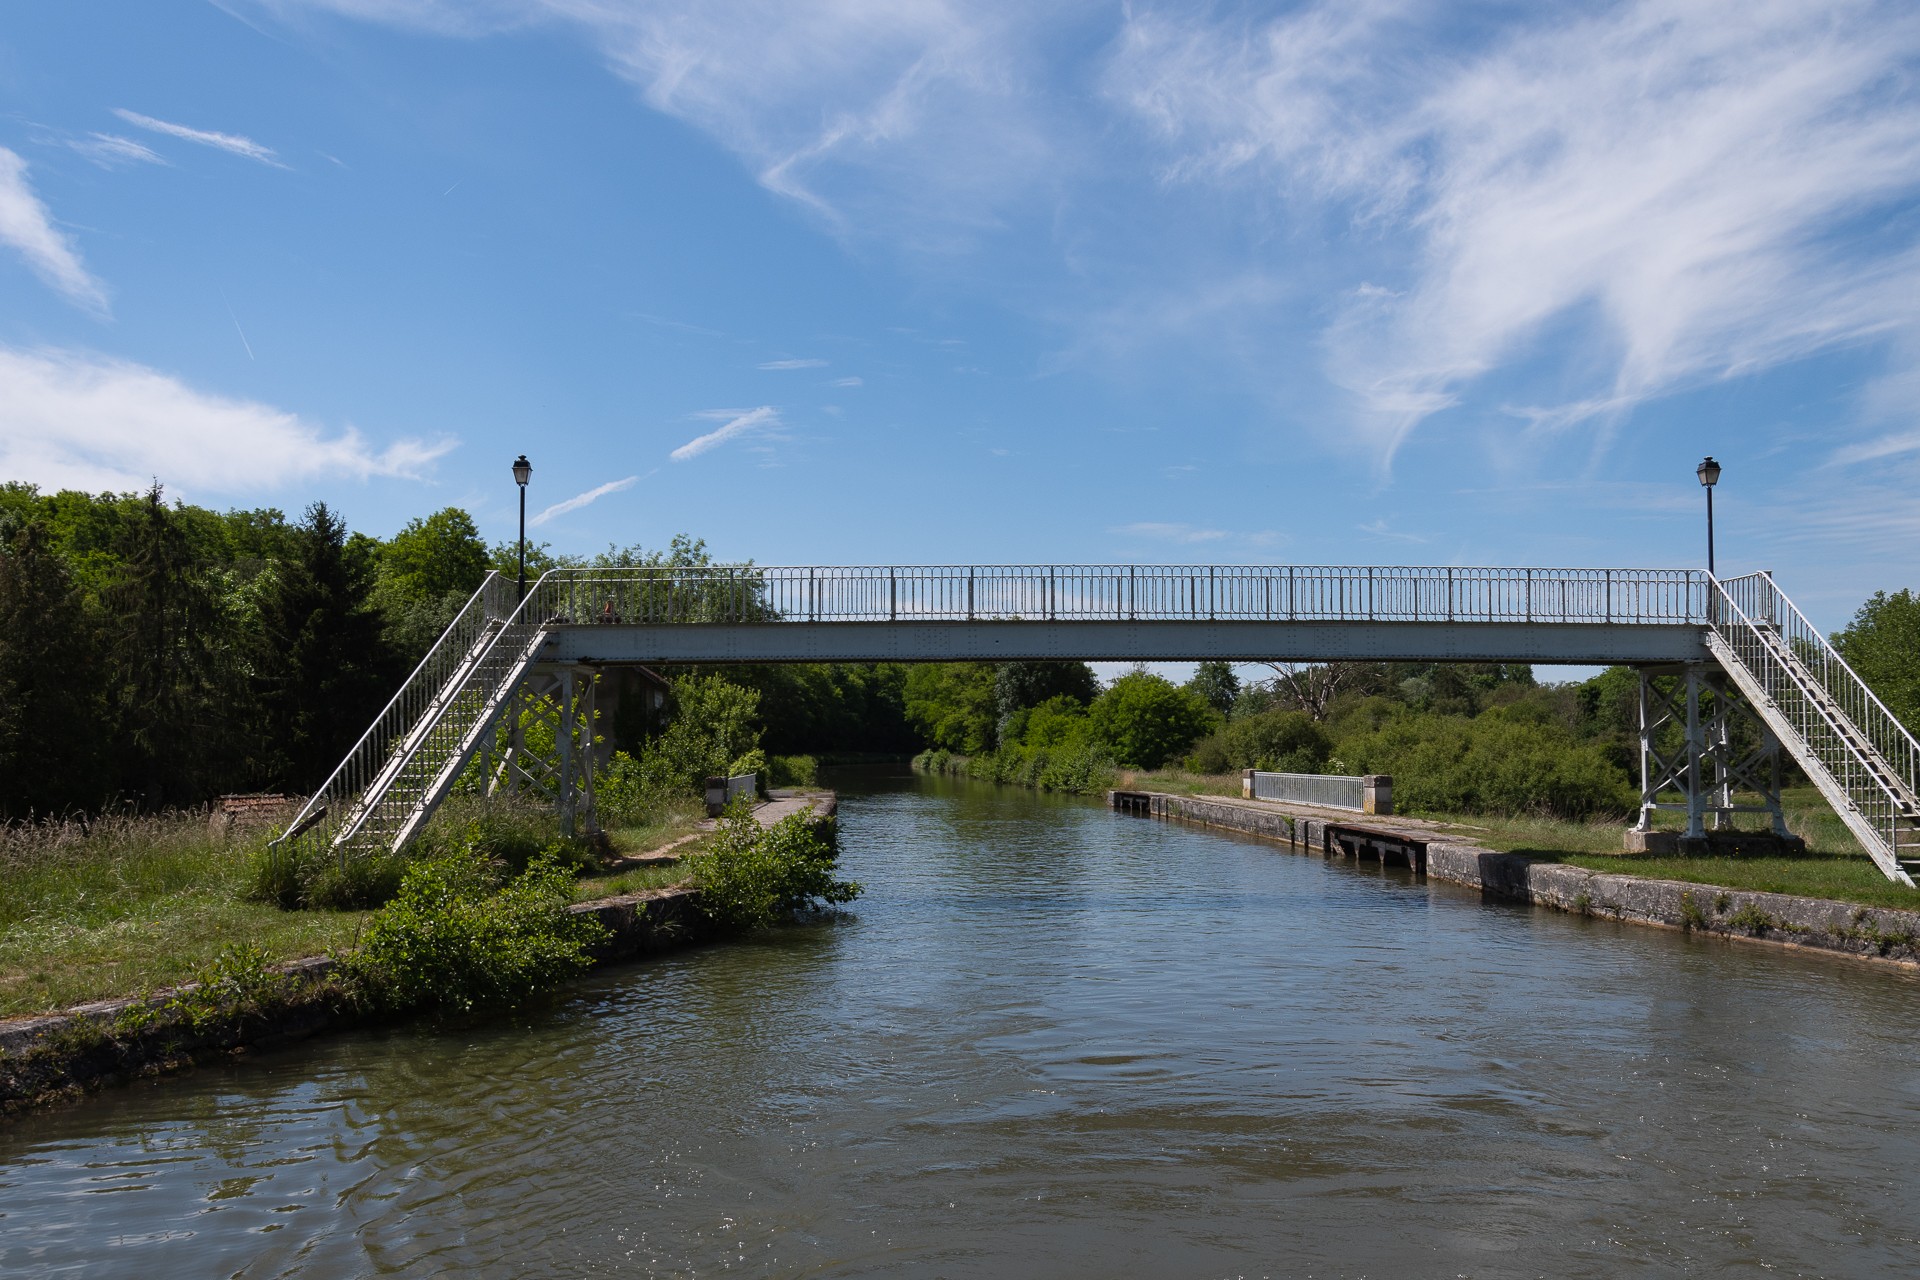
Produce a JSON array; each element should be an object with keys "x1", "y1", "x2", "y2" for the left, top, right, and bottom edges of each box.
[{"x1": 3, "y1": 0, "x2": 1919, "y2": 635}]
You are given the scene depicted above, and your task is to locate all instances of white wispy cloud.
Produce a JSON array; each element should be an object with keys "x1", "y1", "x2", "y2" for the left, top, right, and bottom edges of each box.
[
  {"x1": 0, "y1": 150, "x2": 109, "y2": 314},
  {"x1": 114, "y1": 109, "x2": 285, "y2": 166},
  {"x1": 1111, "y1": 521, "x2": 1227, "y2": 544},
  {"x1": 244, "y1": 0, "x2": 1058, "y2": 245},
  {"x1": 70, "y1": 133, "x2": 167, "y2": 168},
  {"x1": 758, "y1": 357, "x2": 827, "y2": 369},
  {"x1": 530, "y1": 473, "x2": 643, "y2": 526},
  {"x1": 670, "y1": 405, "x2": 781, "y2": 460},
  {"x1": 0, "y1": 345, "x2": 453, "y2": 494},
  {"x1": 1110, "y1": 0, "x2": 1920, "y2": 458},
  {"x1": 830, "y1": 375, "x2": 864, "y2": 386}
]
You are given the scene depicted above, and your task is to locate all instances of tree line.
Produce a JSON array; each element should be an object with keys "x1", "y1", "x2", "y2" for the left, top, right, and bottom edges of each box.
[
  {"x1": 4, "y1": 478, "x2": 1914, "y2": 823},
  {"x1": 0, "y1": 484, "x2": 915, "y2": 818}
]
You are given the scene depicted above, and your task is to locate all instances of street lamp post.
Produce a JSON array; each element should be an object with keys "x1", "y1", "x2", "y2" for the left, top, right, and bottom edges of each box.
[
  {"x1": 1696, "y1": 455, "x2": 1721, "y2": 578},
  {"x1": 512, "y1": 454, "x2": 532, "y2": 601}
]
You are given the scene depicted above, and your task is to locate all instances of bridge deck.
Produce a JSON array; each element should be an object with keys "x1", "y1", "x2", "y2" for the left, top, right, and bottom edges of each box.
[{"x1": 539, "y1": 618, "x2": 1709, "y2": 665}]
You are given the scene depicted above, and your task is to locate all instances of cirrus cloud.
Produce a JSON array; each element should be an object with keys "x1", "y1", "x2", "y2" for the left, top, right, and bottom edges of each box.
[
  {"x1": 0, "y1": 345, "x2": 453, "y2": 495},
  {"x1": 0, "y1": 149, "x2": 109, "y2": 314}
]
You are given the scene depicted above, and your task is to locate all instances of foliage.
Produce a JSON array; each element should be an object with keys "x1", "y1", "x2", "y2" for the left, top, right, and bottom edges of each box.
[
  {"x1": 0, "y1": 520, "x2": 104, "y2": 816},
  {"x1": 768, "y1": 754, "x2": 820, "y2": 787},
  {"x1": 1187, "y1": 661, "x2": 1240, "y2": 716},
  {"x1": 380, "y1": 508, "x2": 489, "y2": 602},
  {"x1": 1339, "y1": 708, "x2": 1634, "y2": 820},
  {"x1": 342, "y1": 845, "x2": 607, "y2": 1015},
  {"x1": 903, "y1": 662, "x2": 1000, "y2": 753},
  {"x1": 254, "y1": 502, "x2": 398, "y2": 792},
  {"x1": 1087, "y1": 671, "x2": 1219, "y2": 769},
  {"x1": 1184, "y1": 708, "x2": 1332, "y2": 775},
  {"x1": 1834, "y1": 588, "x2": 1920, "y2": 734},
  {"x1": 685, "y1": 800, "x2": 860, "y2": 933},
  {"x1": 247, "y1": 801, "x2": 589, "y2": 911},
  {"x1": 728, "y1": 663, "x2": 915, "y2": 757}
]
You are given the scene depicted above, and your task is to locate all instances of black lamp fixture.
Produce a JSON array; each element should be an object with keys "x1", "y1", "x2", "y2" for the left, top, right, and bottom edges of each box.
[
  {"x1": 513, "y1": 454, "x2": 532, "y2": 601},
  {"x1": 1696, "y1": 455, "x2": 1720, "y2": 578}
]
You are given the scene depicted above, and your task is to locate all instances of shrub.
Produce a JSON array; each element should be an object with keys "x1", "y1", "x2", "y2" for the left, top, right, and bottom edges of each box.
[
  {"x1": 1339, "y1": 709, "x2": 1633, "y2": 820},
  {"x1": 342, "y1": 846, "x2": 607, "y2": 1014},
  {"x1": 768, "y1": 754, "x2": 819, "y2": 787},
  {"x1": 1186, "y1": 709, "x2": 1333, "y2": 774},
  {"x1": 1087, "y1": 672, "x2": 1218, "y2": 769},
  {"x1": 685, "y1": 800, "x2": 860, "y2": 933}
]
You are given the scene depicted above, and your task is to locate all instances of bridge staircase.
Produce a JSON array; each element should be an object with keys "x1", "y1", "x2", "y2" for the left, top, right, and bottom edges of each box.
[
  {"x1": 1706, "y1": 573, "x2": 1920, "y2": 885},
  {"x1": 270, "y1": 573, "x2": 553, "y2": 869}
]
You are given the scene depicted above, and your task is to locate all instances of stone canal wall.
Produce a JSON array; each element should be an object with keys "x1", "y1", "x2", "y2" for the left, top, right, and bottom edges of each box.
[{"x1": 1114, "y1": 790, "x2": 1920, "y2": 969}]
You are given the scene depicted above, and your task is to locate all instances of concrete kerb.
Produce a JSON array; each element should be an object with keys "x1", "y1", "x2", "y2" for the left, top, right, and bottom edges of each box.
[{"x1": 1114, "y1": 790, "x2": 1920, "y2": 969}]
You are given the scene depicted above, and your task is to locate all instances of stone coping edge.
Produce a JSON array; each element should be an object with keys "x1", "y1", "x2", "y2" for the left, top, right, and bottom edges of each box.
[{"x1": 1129, "y1": 791, "x2": 1920, "y2": 969}]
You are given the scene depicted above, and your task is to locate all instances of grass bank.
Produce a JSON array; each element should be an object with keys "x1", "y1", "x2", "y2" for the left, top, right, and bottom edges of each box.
[
  {"x1": 0, "y1": 814, "x2": 370, "y2": 1017},
  {"x1": 1, "y1": 793, "x2": 714, "y2": 1020}
]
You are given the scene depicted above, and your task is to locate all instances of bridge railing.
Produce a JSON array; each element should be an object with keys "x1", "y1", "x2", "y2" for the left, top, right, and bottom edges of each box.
[{"x1": 524, "y1": 565, "x2": 1707, "y2": 626}]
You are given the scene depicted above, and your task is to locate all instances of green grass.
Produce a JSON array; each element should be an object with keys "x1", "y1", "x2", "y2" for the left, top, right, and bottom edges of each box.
[
  {"x1": 1542, "y1": 851, "x2": 1919, "y2": 910},
  {"x1": 0, "y1": 797, "x2": 725, "y2": 1019},
  {"x1": 1421, "y1": 786, "x2": 1916, "y2": 911},
  {"x1": 0, "y1": 813, "x2": 370, "y2": 1017}
]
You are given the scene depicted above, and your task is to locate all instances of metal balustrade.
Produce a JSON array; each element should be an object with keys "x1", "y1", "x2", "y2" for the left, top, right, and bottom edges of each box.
[
  {"x1": 520, "y1": 564, "x2": 1706, "y2": 626},
  {"x1": 1249, "y1": 772, "x2": 1366, "y2": 811}
]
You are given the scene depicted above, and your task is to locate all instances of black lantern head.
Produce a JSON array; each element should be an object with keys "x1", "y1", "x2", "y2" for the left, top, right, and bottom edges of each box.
[
  {"x1": 512, "y1": 454, "x2": 532, "y2": 487},
  {"x1": 1696, "y1": 456, "x2": 1720, "y2": 488}
]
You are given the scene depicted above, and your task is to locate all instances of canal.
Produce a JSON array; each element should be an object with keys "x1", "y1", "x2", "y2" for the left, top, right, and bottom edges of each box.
[{"x1": 4, "y1": 769, "x2": 1919, "y2": 1276}]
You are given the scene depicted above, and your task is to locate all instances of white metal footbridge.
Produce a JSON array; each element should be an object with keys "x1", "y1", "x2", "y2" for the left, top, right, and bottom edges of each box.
[{"x1": 273, "y1": 565, "x2": 1920, "y2": 885}]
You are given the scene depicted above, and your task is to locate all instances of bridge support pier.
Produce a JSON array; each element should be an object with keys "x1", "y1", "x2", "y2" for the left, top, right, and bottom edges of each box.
[
  {"x1": 1635, "y1": 665, "x2": 1791, "y2": 850},
  {"x1": 490, "y1": 664, "x2": 601, "y2": 837}
]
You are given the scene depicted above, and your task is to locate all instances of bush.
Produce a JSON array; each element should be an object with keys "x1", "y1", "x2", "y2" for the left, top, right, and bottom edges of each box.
[
  {"x1": 342, "y1": 845, "x2": 607, "y2": 1014},
  {"x1": 1185, "y1": 709, "x2": 1332, "y2": 774},
  {"x1": 768, "y1": 754, "x2": 819, "y2": 787},
  {"x1": 247, "y1": 801, "x2": 589, "y2": 911},
  {"x1": 685, "y1": 799, "x2": 860, "y2": 933},
  {"x1": 1339, "y1": 709, "x2": 1633, "y2": 820},
  {"x1": 1087, "y1": 672, "x2": 1219, "y2": 769}
]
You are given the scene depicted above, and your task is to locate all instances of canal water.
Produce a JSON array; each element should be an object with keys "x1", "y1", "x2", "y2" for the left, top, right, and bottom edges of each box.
[{"x1": 5, "y1": 770, "x2": 1920, "y2": 1277}]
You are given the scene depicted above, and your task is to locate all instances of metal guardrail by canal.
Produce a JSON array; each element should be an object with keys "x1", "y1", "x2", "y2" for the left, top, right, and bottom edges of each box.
[
  {"x1": 1248, "y1": 772, "x2": 1366, "y2": 811},
  {"x1": 517, "y1": 565, "x2": 1707, "y2": 626}
]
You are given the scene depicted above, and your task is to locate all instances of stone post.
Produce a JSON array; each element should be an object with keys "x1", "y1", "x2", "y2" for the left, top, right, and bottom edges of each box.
[
  {"x1": 1242, "y1": 768, "x2": 1256, "y2": 799},
  {"x1": 1362, "y1": 774, "x2": 1393, "y2": 816}
]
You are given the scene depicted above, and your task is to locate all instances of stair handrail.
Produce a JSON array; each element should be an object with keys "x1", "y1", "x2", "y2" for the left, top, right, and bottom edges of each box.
[
  {"x1": 1703, "y1": 578, "x2": 1914, "y2": 880},
  {"x1": 272, "y1": 571, "x2": 517, "y2": 852},
  {"x1": 1714, "y1": 572, "x2": 1918, "y2": 797}
]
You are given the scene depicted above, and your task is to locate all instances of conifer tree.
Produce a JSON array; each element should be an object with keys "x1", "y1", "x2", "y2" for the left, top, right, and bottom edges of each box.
[
  {"x1": 0, "y1": 520, "x2": 105, "y2": 815},
  {"x1": 255, "y1": 502, "x2": 398, "y2": 791}
]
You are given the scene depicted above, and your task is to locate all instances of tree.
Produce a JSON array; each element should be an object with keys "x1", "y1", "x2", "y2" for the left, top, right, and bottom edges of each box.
[
  {"x1": 376, "y1": 507, "x2": 491, "y2": 660},
  {"x1": 1260, "y1": 661, "x2": 1391, "y2": 721},
  {"x1": 1187, "y1": 661, "x2": 1240, "y2": 716},
  {"x1": 1834, "y1": 589, "x2": 1920, "y2": 734},
  {"x1": 1088, "y1": 671, "x2": 1219, "y2": 769},
  {"x1": 904, "y1": 662, "x2": 1000, "y2": 753},
  {"x1": 382, "y1": 507, "x2": 489, "y2": 601},
  {"x1": 994, "y1": 660, "x2": 1098, "y2": 740},
  {"x1": 105, "y1": 486, "x2": 243, "y2": 807},
  {"x1": 255, "y1": 503, "x2": 398, "y2": 791},
  {"x1": 0, "y1": 520, "x2": 105, "y2": 815}
]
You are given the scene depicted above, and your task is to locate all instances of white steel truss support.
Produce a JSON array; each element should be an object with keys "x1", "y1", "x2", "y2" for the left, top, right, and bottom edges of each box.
[
  {"x1": 1637, "y1": 665, "x2": 1788, "y2": 839},
  {"x1": 488, "y1": 665, "x2": 600, "y2": 836}
]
